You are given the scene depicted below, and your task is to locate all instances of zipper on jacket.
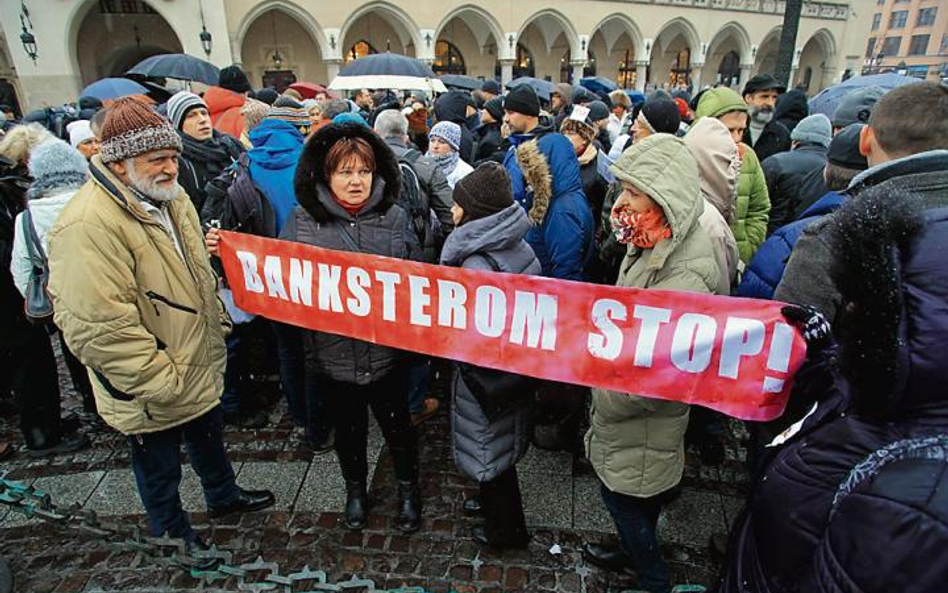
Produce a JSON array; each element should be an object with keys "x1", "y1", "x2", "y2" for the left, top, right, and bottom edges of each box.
[
  {"x1": 145, "y1": 290, "x2": 198, "y2": 315},
  {"x1": 142, "y1": 404, "x2": 153, "y2": 421}
]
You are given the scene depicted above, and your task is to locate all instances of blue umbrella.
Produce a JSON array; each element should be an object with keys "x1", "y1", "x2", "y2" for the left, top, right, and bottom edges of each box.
[
  {"x1": 624, "y1": 89, "x2": 646, "y2": 108},
  {"x1": 808, "y1": 73, "x2": 923, "y2": 119},
  {"x1": 580, "y1": 76, "x2": 618, "y2": 95},
  {"x1": 81, "y1": 77, "x2": 148, "y2": 101},
  {"x1": 127, "y1": 53, "x2": 220, "y2": 85},
  {"x1": 440, "y1": 74, "x2": 481, "y2": 91},
  {"x1": 506, "y1": 77, "x2": 553, "y2": 101}
]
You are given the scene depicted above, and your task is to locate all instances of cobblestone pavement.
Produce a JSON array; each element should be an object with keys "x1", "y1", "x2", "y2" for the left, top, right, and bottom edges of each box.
[{"x1": 0, "y1": 345, "x2": 750, "y2": 592}]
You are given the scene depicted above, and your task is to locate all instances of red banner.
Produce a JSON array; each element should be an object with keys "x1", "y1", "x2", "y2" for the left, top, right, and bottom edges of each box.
[{"x1": 218, "y1": 231, "x2": 806, "y2": 421}]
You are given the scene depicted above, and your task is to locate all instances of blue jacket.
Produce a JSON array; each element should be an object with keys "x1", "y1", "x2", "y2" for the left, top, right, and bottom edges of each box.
[
  {"x1": 504, "y1": 129, "x2": 594, "y2": 280},
  {"x1": 737, "y1": 191, "x2": 846, "y2": 299},
  {"x1": 247, "y1": 119, "x2": 304, "y2": 235}
]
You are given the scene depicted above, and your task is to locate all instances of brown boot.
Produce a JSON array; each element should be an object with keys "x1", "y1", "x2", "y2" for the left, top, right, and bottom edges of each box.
[{"x1": 410, "y1": 398, "x2": 440, "y2": 426}]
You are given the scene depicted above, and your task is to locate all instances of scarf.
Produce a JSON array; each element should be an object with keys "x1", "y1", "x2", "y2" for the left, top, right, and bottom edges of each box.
[
  {"x1": 180, "y1": 131, "x2": 238, "y2": 179},
  {"x1": 332, "y1": 194, "x2": 365, "y2": 216},
  {"x1": 429, "y1": 151, "x2": 460, "y2": 178},
  {"x1": 610, "y1": 203, "x2": 672, "y2": 248}
]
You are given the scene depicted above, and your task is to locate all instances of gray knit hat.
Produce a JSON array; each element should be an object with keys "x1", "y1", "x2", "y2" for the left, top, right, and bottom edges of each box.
[
  {"x1": 791, "y1": 114, "x2": 832, "y2": 148},
  {"x1": 166, "y1": 91, "x2": 207, "y2": 131},
  {"x1": 27, "y1": 139, "x2": 88, "y2": 199}
]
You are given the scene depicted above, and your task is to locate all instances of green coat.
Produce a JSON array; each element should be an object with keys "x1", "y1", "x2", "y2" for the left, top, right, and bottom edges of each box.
[
  {"x1": 693, "y1": 88, "x2": 771, "y2": 264},
  {"x1": 585, "y1": 134, "x2": 719, "y2": 498}
]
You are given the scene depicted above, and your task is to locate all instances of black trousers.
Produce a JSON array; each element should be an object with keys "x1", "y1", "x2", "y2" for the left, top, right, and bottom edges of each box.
[
  {"x1": 320, "y1": 365, "x2": 418, "y2": 485},
  {"x1": 3, "y1": 324, "x2": 62, "y2": 448},
  {"x1": 480, "y1": 466, "x2": 529, "y2": 547},
  {"x1": 57, "y1": 329, "x2": 94, "y2": 414}
]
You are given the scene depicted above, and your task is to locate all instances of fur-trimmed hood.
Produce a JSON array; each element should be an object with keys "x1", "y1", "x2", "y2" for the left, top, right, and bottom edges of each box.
[
  {"x1": 515, "y1": 133, "x2": 584, "y2": 224},
  {"x1": 831, "y1": 182, "x2": 948, "y2": 420},
  {"x1": 294, "y1": 122, "x2": 401, "y2": 223}
]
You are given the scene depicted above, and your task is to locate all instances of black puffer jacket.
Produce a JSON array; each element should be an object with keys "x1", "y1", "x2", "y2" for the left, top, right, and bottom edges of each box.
[
  {"x1": 281, "y1": 123, "x2": 422, "y2": 385},
  {"x1": 0, "y1": 158, "x2": 30, "y2": 344},
  {"x1": 743, "y1": 119, "x2": 791, "y2": 163},
  {"x1": 761, "y1": 143, "x2": 828, "y2": 234},
  {"x1": 719, "y1": 182, "x2": 948, "y2": 593},
  {"x1": 473, "y1": 122, "x2": 506, "y2": 166}
]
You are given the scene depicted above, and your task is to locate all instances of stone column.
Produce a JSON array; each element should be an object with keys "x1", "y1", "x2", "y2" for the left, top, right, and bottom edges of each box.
[
  {"x1": 500, "y1": 59, "x2": 515, "y2": 87},
  {"x1": 690, "y1": 64, "x2": 703, "y2": 91},
  {"x1": 325, "y1": 59, "x2": 343, "y2": 83},
  {"x1": 635, "y1": 61, "x2": 649, "y2": 92},
  {"x1": 571, "y1": 60, "x2": 586, "y2": 84},
  {"x1": 738, "y1": 63, "x2": 754, "y2": 90}
]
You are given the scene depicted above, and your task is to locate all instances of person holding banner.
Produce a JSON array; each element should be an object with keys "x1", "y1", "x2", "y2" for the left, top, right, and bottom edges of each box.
[
  {"x1": 583, "y1": 133, "x2": 719, "y2": 593},
  {"x1": 442, "y1": 162, "x2": 541, "y2": 550},
  {"x1": 281, "y1": 121, "x2": 424, "y2": 533}
]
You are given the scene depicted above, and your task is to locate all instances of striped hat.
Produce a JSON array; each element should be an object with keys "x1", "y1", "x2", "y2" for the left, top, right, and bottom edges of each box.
[
  {"x1": 99, "y1": 97, "x2": 181, "y2": 164},
  {"x1": 265, "y1": 105, "x2": 313, "y2": 128},
  {"x1": 166, "y1": 91, "x2": 207, "y2": 130}
]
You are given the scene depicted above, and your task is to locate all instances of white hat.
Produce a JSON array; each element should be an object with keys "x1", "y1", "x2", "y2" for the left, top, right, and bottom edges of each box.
[{"x1": 66, "y1": 119, "x2": 94, "y2": 149}]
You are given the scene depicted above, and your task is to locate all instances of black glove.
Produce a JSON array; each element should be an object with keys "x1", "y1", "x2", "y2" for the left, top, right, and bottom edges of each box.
[{"x1": 782, "y1": 304, "x2": 833, "y2": 351}]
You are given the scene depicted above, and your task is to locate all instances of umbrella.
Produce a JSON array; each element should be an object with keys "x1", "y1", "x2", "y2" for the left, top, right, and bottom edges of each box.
[
  {"x1": 440, "y1": 74, "x2": 480, "y2": 91},
  {"x1": 127, "y1": 53, "x2": 220, "y2": 86},
  {"x1": 288, "y1": 82, "x2": 327, "y2": 99},
  {"x1": 624, "y1": 89, "x2": 646, "y2": 108},
  {"x1": 329, "y1": 54, "x2": 448, "y2": 93},
  {"x1": 81, "y1": 77, "x2": 148, "y2": 101},
  {"x1": 579, "y1": 76, "x2": 618, "y2": 95},
  {"x1": 506, "y1": 77, "x2": 554, "y2": 101},
  {"x1": 808, "y1": 73, "x2": 923, "y2": 119}
]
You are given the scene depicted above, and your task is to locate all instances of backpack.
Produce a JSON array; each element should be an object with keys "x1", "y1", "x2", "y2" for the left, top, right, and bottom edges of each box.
[
  {"x1": 396, "y1": 151, "x2": 429, "y2": 248},
  {"x1": 21, "y1": 208, "x2": 53, "y2": 323}
]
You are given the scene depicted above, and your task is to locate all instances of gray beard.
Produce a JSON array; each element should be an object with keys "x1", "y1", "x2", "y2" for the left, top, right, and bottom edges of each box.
[
  {"x1": 126, "y1": 159, "x2": 179, "y2": 203},
  {"x1": 751, "y1": 107, "x2": 774, "y2": 126}
]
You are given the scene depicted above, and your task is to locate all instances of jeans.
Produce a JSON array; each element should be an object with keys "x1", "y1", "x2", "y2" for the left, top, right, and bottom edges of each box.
[
  {"x1": 270, "y1": 321, "x2": 327, "y2": 442},
  {"x1": 599, "y1": 481, "x2": 672, "y2": 593},
  {"x1": 128, "y1": 406, "x2": 239, "y2": 542},
  {"x1": 407, "y1": 355, "x2": 431, "y2": 414}
]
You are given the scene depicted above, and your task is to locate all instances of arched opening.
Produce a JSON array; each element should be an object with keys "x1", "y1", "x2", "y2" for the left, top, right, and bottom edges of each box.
[
  {"x1": 559, "y1": 50, "x2": 596, "y2": 83},
  {"x1": 794, "y1": 30, "x2": 835, "y2": 93},
  {"x1": 432, "y1": 40, "x2": 466, "y2": 75},
  {"x1": 75, "y1": 0, "x2": 183, "y2": 86},
  {"x1": 589, "y1": 15, "x2": 642, "y2": 89},
  {"x1": 516, "y1": 11, "x2": 578, "y2": 81},
  {"x1": 435, "y1": 8, "x2": 502, "y2": 80},
  {"x1": 241, "y1": 8, "x2": 326, "y2": 90},
  {"x1": 706, "y1": 23, "x2": 750, "y2": 88},
  {"x1": 754, "y1": 28, "x2": 781, "y2": 77},
  {"x1": 718, "y1": 50, "x2": 741, "y2": 87},
  {"x1": 347, "y1": 40, "x2": 378, "y2": 63},
  {"x1": 651, "y1": 19, "x2": 699, "y2": 89},
  {"x1": 340, "y1": 7, "x2": 418, "y2": 59}
]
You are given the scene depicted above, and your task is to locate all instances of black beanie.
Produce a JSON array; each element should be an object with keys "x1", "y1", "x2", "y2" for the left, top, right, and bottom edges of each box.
[
  {"x1": 640, "y1": 98, "x2": 681, "y2": 135},
  {"x1": 484, "y1": 96, "x2": 504, "y2": 122},
  {"x1": 253, "y1": 87, "x2": 279, "y2": 105},
  {"x1": 481, "y1": 80, "x2": 501, "y2": 95},
  {"x1": 452, "y1": 162, "x2": 514, "y2": 223},
  {"x1": 219, "y1": 65, "x2": 252, "y2": 94},
  {"x1": 504, "y1": 85, "x2": 540, "y2": 117},
  {"x1": 827, "y1": 123, "x2": 868, "y2": 170}
]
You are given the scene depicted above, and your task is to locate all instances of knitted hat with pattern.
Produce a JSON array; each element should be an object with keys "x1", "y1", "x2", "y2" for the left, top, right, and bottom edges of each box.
[
  {"x1": 429, "y1": 121, "x2": 462, "y2": 152},
  {"x1": 241, "y1": 98, "x2": 269, "y2": 133},
  {"x1": 99, "y1": 97, "x2": 181, "y2": 164},
  {"x1": 27, "y1": 139, "x2": 88, "y2": 199}
]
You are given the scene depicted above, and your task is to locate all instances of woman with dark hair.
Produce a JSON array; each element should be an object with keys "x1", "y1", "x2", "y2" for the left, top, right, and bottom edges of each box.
[{"x1": 281, "y1": 122, "x2": 423, "y2": 533}]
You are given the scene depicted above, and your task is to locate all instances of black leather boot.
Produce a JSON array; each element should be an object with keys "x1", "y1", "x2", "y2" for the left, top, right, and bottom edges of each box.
[
  {"x1": 396, "y1": 480, "x2": 421, "y2": 533},
  {"x1": 344, "y1": 481, "x2": 367, "y2": 530}
]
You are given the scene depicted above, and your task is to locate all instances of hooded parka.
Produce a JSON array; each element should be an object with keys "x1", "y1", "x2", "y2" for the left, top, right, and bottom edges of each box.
[{"x1": 585, "y1": 134, "x2": 719, "y2": 498}]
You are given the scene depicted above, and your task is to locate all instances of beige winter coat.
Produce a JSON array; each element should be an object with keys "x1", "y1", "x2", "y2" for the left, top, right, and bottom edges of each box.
[
  {"x1": 684, "y1": 117, "x2": 742, "y2": 295},
  {"x1": 585, "y1": 134, "x2": 719, "y2": 498},
  {"x1": 47, "y1": 156, "x2": 230, "y2": 435}
]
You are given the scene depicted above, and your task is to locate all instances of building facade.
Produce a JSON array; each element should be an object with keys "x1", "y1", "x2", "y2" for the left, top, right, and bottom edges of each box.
[
  {"x1": 863, "y1": 0, "x2": 947, "y2": 81},
  {"x1": 0, "y1": 0, "x2": 872, "y2": 112}
]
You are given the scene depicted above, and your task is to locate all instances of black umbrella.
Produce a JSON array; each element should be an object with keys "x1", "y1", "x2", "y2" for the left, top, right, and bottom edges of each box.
[
  {"x1": 330, "y1": 53, "x2": 447, "y2": 92},
  {"x1": 127, "y1": 53, "x2": 220, "y2": 86},
  {"x1": 440, "y1": 74, "x2": 480, "y2": 91}
]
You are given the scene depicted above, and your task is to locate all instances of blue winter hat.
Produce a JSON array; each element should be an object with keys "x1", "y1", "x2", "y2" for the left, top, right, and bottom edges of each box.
[
  {"x1": 429, "y1": 121, "x2": 462, "y2": 152},
  {"x1": 332, "y1": 112, "x2": 368, "y2": 127},
  {"x1": 27, "y1": 139, "x2": 88, "y2": 199}
]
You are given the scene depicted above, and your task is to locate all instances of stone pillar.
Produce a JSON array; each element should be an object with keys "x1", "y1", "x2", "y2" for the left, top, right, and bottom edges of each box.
[
  {"x1": 635, "y1": 61, "x2": 649, "y2": 92},
  {"x1": 500, "y1": 59, "x2": 515, "y2": 87},
  {"x1": 690, "y1": 64, "x2": 703, "y2": 91},
  {"x1": 325, "y1": 59, "x2": 342, "y2": 83},
  {"x1": 738, "y1": 63, "x2": 754, "y2": 90},
  {"x1": 570, "y1": 60, "x2": 586, "y2": 84}
]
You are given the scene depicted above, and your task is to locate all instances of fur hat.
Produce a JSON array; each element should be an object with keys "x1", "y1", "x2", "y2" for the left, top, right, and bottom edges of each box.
[
  {"x1": 453, "y1": 162, "x2": 513, "y2": 222},
  {"x1": 429, "y1": 121, "x2": 462, "y2": 151},
  {"x1": 791, "y1": 114, "x2": 833, "y2": 148},
  {"x1": 219, "y1": 65, "x2": 252, "y2": 94},
  {"x1": 241, "y1": 98, "x2": 269, "y2": 133},
  {"x1": 99, "y1": 97, "x2": 182, "y2": 164},
  {"x1": 166, "y1": 91, "x2": 207, "y2": 130},
  {"x1": 27, "y1": 139, "x2": 88, "y2": 199},
  {"x1": 560, "y1": 116, "x2": 596, "y2": 144},
  {"x1": 504, "y1": 85, "x2": 540, "y2": 117}
]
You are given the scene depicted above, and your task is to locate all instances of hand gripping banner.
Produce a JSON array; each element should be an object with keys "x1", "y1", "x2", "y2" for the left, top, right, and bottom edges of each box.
[{"x1": 218, "y1": 231, "x2": 806, "y2": 422}]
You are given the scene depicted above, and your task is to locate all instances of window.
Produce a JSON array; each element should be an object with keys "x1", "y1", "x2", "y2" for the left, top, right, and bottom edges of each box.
[
  {"x1": 882, "y1": 36, "x2": 902, "y2": 55},
  {"x1": 670, "y1": 48, "x2": 691, "y2": 86},
  {"x1": 559, "y1": 50, "x2": 596, "y2": 83},
  {"x1": 617, "y1": 49, "x2": 637, "y2": 89},
  {"x1": 889, "y1": 11, "x2": 908, "y2": 28},
  {"x1": 872, "y1": 13, "x2": 882, "y2": 30},
  {"x1": 432, "y1": 40, "x2": 465, "y2": 75},
  {"x1": 917, "y1": 7, "x2": 937, "y2": 26},
  {"x1": 346, "y1": 40, "x2": 376, "y2": 63},
  {"x1": 866, "y1": 37, "x2": 878, "y2": 58},
  {"x1": 909, "y1": 34, "x2": 930, "y2": 55}
]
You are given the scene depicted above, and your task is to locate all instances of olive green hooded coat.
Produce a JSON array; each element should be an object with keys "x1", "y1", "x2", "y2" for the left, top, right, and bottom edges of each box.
[{"x1": 585, "y1": 134, "x2": 718, "y2": 498}]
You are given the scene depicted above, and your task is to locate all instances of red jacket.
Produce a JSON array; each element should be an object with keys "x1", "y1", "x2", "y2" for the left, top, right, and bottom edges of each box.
[{"x1": 204, "y1": 86, "x2": 245, "y2": 139}]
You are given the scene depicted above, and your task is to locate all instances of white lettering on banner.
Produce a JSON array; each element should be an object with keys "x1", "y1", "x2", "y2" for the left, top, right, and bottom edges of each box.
[
  {"x1": 236, "y1": 251, "x2": 263, "y2": 293},
  {"x1": 632, "y1": 305, "x2": 672, "y2": 367},
  {"x1": 670, "y1": 313, "x2": 717, "y2": 373},
  {"x1": 409, "y1": 275, "x2": 432, "y2": 327},
  {"x1": 346, "y1": 267, "x2": 372, "y2": 317},
  {"x1": 316, "y1": 263, "x2": 343, "y2": 312},
  {"x1": 288, "y1": 258, "x2": 313, "y2": 306},
  {"x1": 436, "y1": 280, "x2": 467, "y2": 329},
  {"x1": 510, "y1": 291, "x2": 558, "y2": 351},
  {"x1": 719, "y1": 317, "x2": 766, "y2": 379},
  {"x1": 263, "y1": 255, "x2": 289, "y2": 301},
  {"x1": 375, "y1": 271, "x2": 401, "y2": 321},
  {"x1": 763, "y1": 322, "x2": 795, "y2": 392},
  {"x1": 588, "y1": 299, "x2": 627, "y2": 361},
  {"x1": 474, "y1": 285, "x2": 506, "y2": 337}
]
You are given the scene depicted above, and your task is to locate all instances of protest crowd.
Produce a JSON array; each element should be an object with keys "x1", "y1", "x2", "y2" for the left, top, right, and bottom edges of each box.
[{"x1": 1, "y1": 59, "x2": 947, "y2": 593}]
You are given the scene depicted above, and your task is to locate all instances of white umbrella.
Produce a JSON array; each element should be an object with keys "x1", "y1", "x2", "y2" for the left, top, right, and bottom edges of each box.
[{"x1": 329, "y1": 74, "x2": 447, "y2": 93}]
